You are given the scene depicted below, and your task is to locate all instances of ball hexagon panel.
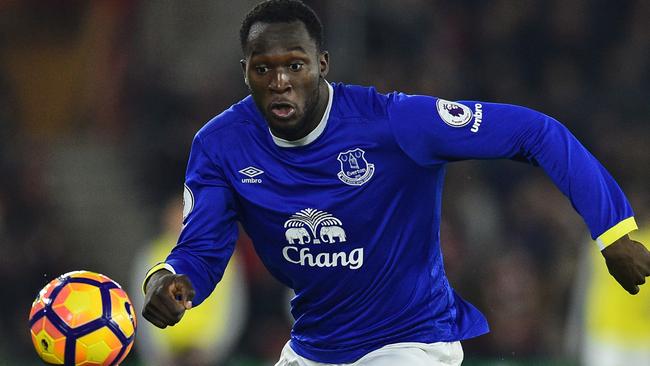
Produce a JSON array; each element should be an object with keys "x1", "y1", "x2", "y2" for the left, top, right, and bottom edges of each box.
[
  {"x1": 75, "y1": 327, "x2": 123, "y2": 365},
  {"x1": 30, "y1": 316, "x2": 66, "y2": 364},
  {"x1": 52, "y1": 282, "x2": 103, "y2": 328}
]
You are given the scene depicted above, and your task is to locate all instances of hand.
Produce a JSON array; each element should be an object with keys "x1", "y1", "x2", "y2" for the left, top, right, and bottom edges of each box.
[
  {"x1": 601, "y1": 235, "x2": 650, "y2": 294},
  {"x1": 142, "y1": 269, "x2": 195, "y2": 328}
]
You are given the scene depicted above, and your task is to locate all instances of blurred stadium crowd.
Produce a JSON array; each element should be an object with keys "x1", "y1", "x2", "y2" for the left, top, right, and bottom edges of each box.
[{"x1": 1, "y1": 0, "x2": 649, "y2": 365}]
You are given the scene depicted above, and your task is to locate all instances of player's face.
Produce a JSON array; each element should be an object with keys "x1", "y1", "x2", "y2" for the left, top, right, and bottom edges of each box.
[{"x1": 242, "y1": 21, "x2": 329, "y2": 141}]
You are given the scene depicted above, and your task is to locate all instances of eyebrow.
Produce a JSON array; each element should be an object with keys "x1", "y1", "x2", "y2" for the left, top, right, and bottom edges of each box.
[{"x1": 250, "y1": 45, "x2": 309, "y2": 58}]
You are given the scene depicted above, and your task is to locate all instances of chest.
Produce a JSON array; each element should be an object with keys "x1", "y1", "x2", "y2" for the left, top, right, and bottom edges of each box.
[{"x1": 223, "y1": 119, "x2": 406, "y2": 219}]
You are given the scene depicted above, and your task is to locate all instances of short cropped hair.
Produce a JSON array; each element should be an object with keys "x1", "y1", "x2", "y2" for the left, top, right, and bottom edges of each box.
[{"x1": 240, "y1": 0, "x2": 324, "y2": 52}]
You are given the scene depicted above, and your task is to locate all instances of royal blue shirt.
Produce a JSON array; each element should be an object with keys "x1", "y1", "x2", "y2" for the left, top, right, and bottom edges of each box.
[{"x1": 158, "y1": 83, "x2": 635, "y2": 363}]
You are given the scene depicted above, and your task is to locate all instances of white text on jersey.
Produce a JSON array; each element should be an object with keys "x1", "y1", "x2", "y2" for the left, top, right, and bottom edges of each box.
[
  {"x1": 239, "y1": 166, "x2": 264, "y2": 184},
  {"x1": 471, "y1": 103, "x2": 483, "y2": 133},
  {"x1": 283, "y1": 247, "x2": 364, "y2": 269},
  {"x1": 282, "y1": 208, "x2": 364, "y2": 269}
]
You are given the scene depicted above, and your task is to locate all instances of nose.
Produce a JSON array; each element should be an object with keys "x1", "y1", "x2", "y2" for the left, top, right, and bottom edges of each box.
[{"x1": 269, "y1": 69, "x2": 291, "y2": 93}]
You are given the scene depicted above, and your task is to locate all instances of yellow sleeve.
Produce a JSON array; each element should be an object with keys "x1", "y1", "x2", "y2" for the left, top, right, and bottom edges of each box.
[
  {"x1": 596, "y1": 217, "x2": 638, "y2": 250},
  {"x1": 141, "y1": 262, "x2": 177, "y2": 295}
]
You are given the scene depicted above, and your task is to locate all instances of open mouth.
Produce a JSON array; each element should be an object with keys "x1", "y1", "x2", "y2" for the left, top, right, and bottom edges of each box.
[{"x1": 269, "y1": 102, "x2": 296, "y2": 119}]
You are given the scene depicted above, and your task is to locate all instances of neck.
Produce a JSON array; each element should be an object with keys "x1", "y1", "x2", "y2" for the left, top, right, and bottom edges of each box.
[
  {"x1": 314, "y1": 78, "x2": 330, "y2": 120},
  {"x1": 305, "y1": 80, "x2": 330, "y2": 133},
  {"x1": 275, "y1": 79, "x2": 329, "y2": 141}
]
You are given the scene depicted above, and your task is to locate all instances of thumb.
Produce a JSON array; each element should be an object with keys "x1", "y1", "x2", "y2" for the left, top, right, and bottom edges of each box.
[{"x1": 169, "y1": 277, "x2": 195, "y2": 310}]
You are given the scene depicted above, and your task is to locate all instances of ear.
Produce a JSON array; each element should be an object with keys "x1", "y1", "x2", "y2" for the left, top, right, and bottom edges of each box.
[
  {"x1": 319, "y1": 51, "x2": 329, "y2": 78},
  {"x1": 240, "y1": 59, "x2": 249, "y2": 86}
]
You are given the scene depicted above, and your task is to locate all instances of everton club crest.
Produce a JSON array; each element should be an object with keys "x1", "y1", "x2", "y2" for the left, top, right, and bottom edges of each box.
[{"x1": 337, "y1": 148, "x2": 375, "y2": 186}]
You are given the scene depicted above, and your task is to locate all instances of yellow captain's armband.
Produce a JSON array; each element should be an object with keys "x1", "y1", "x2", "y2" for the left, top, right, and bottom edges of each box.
[
  {"x1": 596, "y1": 217, "x2": 638, "y2": 250},
  {"x1": 141, "y1": 262, "x2": 176, "y2": 295}
]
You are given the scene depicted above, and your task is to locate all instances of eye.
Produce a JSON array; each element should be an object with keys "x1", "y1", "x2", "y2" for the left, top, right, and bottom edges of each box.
[
  {"x1": 255, "y1": 65, "x2": 269, "y2": 74},
  {"x1": 289, "y1": 62, "x2": 303, "y2": 71}
]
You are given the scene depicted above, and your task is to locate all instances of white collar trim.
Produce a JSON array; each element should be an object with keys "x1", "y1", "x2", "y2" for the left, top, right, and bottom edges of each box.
[{"x1": 270, "y1": 82, "x2": 333, "y2": 148}]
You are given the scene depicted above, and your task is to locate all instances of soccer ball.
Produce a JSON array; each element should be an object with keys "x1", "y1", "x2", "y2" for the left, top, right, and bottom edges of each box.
[{"x1": 29, "y1": 270, "x2": 137, "y2": 365}]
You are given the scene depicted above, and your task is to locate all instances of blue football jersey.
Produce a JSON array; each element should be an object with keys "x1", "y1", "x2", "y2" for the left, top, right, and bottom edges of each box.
[{"x1": 150, "y1": 82, "x2": 636, "y2": 363}]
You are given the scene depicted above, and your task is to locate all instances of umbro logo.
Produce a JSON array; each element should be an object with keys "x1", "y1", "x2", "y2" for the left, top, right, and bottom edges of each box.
[{"x1": 239, "y1": 166, "x2": 264, "y2": 183}]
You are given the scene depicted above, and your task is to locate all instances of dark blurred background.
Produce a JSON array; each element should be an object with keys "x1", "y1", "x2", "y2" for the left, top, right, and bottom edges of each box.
[{"x1": 1, "y1": 0, "x2": 649, "y2": 365}]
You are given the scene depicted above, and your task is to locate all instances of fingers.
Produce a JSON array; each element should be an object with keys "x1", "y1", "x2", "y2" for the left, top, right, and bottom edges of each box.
[
  {"x1": 603, "y1": 239, "x2": 650, "y2": 295},
  {"x1": 153, "y1": 286, "x2": 187, "y2": 325},
  {"x1": 631, "y1": 241, "x2": 650, "y2": 293},
  {"x1": 142, "y1": 274, "x2": 194, "y2": 327},
  {"x1": 639, "y1": 243, "x2": 650, "y2": 275},
  {"x1": 622, "y1": 269, "x2": 645, "y2": 295},
  {"x1": 143, "y1": 295, "x2": 183, "y2": 327},
  {"x1": 608, "y1": 264, "x2": 644, "y2": 295},
  {"x1": 626, "y1": 284, "x2": 640, "y2": 295},
  {"x1": 142, "y1": 303, "x2": 168, "y2": 329}
]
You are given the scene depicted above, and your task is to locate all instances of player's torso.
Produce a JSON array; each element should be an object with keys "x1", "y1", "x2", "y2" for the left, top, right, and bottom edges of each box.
[
  {"x1": 196, "y1": 85, "x2": 478, "y2": 352},
  {"x1": 214, "y1": 101, "x2": 450, "y2": 322},
  {"x1": 222, "y1": 113, "x2": 431, "y2": 283}
]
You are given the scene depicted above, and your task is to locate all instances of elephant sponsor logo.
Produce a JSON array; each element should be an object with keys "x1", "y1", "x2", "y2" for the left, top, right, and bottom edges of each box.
[
  {"x1": 337, "y1": 148, "x2": 375, "y2": 186},
  {"x1": 284, "y1": 208, "x2": 344, "y2": 245},
  {"x1": 282, "y1": 208, "x2": 363, "y2": 269},
  {"x1": 285, "y1": 227, "x2": 311, "y2": 244},
  {"x1": 319, "y1": 225, "x2": 346, "y2": 243}
]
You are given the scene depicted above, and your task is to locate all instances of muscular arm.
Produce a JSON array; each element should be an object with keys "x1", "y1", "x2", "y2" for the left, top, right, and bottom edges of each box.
[
  {"x1": 388, "y1": 94, "x2": 649, "y2": 292},
  {"x1": 141, "y1": 133, "x2": 238, "y2": 328}
]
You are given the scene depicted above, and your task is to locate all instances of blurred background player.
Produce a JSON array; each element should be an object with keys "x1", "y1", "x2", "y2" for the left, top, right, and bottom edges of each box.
[
  {"x1": 565, "y1": 191, "x2": 650, "y2": 366},
  {"x1": 131, "y1": 196, "x2": 247, "y2": 365},
  {"x1": 582, "y1": 226, "x2": 650, "y2": 365}
]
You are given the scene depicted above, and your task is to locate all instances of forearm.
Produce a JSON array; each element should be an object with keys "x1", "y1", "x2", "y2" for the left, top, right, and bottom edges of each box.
[
  {"x1": 388, "y1": 96, "x2": 636, "y2": 244},
  {"x1": 518, "y1": 114, "x2": 636, "y2": 246}
]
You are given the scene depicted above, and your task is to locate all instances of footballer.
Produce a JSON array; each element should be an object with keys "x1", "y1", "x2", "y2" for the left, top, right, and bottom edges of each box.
[{"x1": 142, "y1": 1, "x2": 650, "y2": 365}]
